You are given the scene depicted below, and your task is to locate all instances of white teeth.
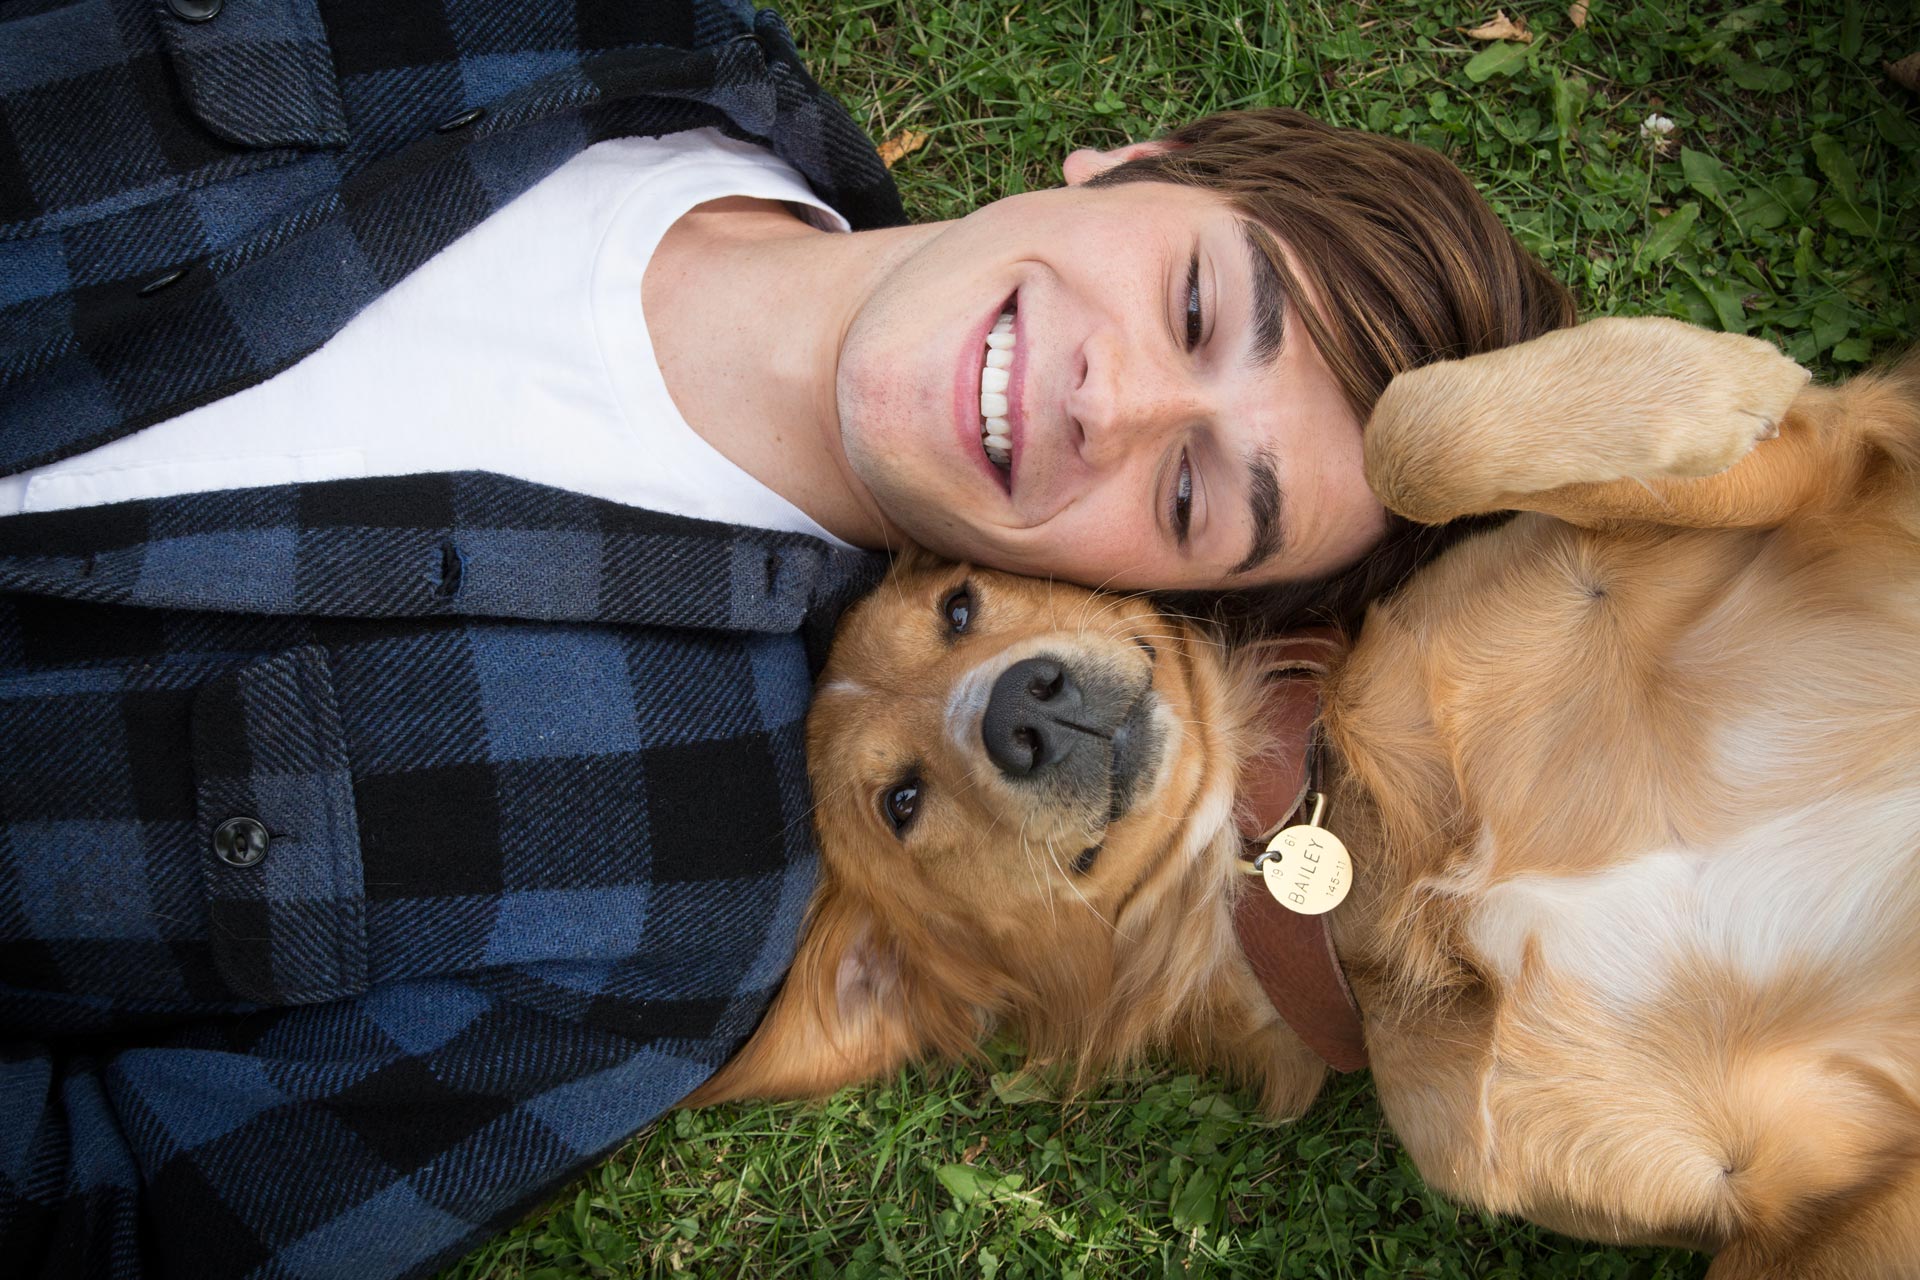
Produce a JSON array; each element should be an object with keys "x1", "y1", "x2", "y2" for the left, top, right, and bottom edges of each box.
[{"x1": 980, "y1": 308, "x2": 1016, "y2": 472}]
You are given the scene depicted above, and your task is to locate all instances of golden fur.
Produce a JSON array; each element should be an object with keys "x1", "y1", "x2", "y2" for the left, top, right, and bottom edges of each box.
[{"x1": 694, "y1": 318, "x2": 1920, "y2": 1277}]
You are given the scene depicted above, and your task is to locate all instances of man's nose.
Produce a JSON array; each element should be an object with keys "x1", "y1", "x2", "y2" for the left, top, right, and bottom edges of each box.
[{"x1": 1066, "y1": 332, "x2": 1205, "y2": 465}]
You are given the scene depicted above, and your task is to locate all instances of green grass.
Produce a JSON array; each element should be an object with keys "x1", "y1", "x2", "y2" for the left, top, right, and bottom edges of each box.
[{"x1": 444, "y1": 2, "x2": 1918, "y2": 1276}]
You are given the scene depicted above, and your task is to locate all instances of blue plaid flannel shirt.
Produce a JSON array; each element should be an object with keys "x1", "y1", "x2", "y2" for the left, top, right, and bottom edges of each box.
[{"x1": 0, "y1": 3, "x2": 900, "y2": 1276}]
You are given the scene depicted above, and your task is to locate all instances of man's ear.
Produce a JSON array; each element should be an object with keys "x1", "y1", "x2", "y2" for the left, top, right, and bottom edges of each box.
[
  {"x1": 682, "y1": 885, "x2": 928, "y2": 1105},
  {"x1": 1061, "y1": 137, "x2": 1185, "y2": 186}
]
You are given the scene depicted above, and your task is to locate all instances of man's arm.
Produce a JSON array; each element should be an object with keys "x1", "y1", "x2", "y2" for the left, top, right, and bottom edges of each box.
[{"x1": 3, "y1": 967, "x2": 720, "y2": 1280}]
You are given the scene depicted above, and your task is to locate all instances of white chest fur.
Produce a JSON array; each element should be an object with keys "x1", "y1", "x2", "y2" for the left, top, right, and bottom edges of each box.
[{"x1": 1465, "y1": 788, "x2": 1920, "y2": 1009}]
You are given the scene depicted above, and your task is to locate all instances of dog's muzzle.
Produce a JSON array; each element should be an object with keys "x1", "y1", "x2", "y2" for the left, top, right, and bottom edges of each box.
[{"x1": 980, "y1": 656, "x2": 1156, "y2": 815}]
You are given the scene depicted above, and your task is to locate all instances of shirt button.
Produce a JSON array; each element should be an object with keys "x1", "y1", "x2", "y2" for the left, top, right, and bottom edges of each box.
[
  {"x1": 213, "y1": 817, "x2": 270, "y2": 868},
  {"x1": 167, "y1": 0, "x2": 224, "y2": 21}
]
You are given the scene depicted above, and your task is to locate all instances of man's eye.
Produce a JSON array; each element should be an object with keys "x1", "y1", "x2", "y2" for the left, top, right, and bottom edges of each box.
[
  {"x1": 943, "y1": 585, "x2": 974, "y2": 634},
  {"x1": 882, "y1": 778, "x2": 922, "y2": 836},
  {"x1": 1169, "y1": 451, "x2": 1193, "y2": 541},
  {"x1": 1184, "y1": 254, "x2": 1203, "y2": 351}
]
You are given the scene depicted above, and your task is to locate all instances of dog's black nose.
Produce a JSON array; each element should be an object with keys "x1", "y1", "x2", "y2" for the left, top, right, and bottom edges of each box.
[{"x1": 982, "y1": 657, "x2": 1086, "y2": 777}]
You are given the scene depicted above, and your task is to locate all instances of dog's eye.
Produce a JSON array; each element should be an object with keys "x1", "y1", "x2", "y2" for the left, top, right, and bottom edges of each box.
[
  {"x1": 943, "y1": 585, "x2": 974, "y2": 634},
  {"x1": 1073, "y1": 846, "x2": 1100, "y2": 875},
  {"x1": 882, "y1": 779, "x2": 922, "y2": 836}
]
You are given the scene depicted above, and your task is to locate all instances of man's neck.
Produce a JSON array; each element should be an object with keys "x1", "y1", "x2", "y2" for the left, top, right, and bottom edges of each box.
[{"x1": 642, "y1": 197, "x2": 941, "y2": 550}]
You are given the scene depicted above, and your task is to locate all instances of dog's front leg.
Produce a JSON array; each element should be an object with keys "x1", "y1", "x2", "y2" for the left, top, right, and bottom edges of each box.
[{"x1": 1364, "y1": 316, "x2": 1810, "y2": 525}]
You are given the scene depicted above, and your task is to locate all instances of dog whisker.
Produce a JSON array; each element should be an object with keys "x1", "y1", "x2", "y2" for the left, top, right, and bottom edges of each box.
[
  {"x1": 1046, "y1": 833, "x2": 1122, "y2": 935},
  {"x1": 1014, "y1": 813, "x2": 1059, "y2": 927}
]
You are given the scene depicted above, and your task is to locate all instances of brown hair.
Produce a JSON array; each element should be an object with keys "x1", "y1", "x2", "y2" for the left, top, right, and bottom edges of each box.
[{"x1": 1089, "y1": 108, "x2": 1577, "y2": 631}]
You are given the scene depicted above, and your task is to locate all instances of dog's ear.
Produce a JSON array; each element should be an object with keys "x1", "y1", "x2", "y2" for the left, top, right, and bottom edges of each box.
[
  {"x1": 682, "y1": 884, "x2": 948, "y2": 1105},
  {"x1": 1229, "y1": 632, "x2": 1342, "y2": 839}
]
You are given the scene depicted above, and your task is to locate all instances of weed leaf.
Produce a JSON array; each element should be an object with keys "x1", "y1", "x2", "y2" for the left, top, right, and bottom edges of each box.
[
  {"x1": 1170, "y1": 1169, "x2": 1222, "y2": 1231},
  {"x1": 1878, "y1": 104, "x2": 1920, "y2": 150},
  {"x1": 936, "y1": 1164, "x2": 1030, "y2": 1207},
  {"x1": 1464, "y1": 40, "x2": 1531, "y2": 82},
  {"x1": 1729, "y1": 60, "x2": 1791, "y2": 93},
  {"x1": 1680, "y1": 148, "x2": 1739, "y2": 219},
  {"x1": 1679, "y1": 264, "x2": 1748, "y2": 333},
  {"x1": 988, "y1": 1071, "x2": 1055, "y2": 1104},
  {"x1": 1821, "y1": 197, "x2": 1880, "y2": 238},
  {"x1": 1551, "y1": 73, "x2": 1590, "y2": 142},
  {"x1": 1638, "y1": 202, "x2": 1700, "y2": 265},
  {"x1": 1811, "y1": 133, "x2": 1859, "y2": 198}
]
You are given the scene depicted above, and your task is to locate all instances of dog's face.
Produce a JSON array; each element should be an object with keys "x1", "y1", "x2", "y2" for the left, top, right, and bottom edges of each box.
[
  {"x1": 695, "y1": 554, "x2": 1325, "y2": 1110},
  {"x1": 806, "y1": 557, "x2": 1228, "y2": 939}
]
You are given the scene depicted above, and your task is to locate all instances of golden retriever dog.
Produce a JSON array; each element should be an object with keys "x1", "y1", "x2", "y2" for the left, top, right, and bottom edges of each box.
[{"x1": 691, "y1": 318, "x2": 1920, "y2": 1278}]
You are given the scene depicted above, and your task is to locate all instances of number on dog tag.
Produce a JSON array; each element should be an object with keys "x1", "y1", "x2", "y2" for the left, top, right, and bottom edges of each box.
[{"x1": 1259, "y1": 792, "x2": 1352, "y2": 916}]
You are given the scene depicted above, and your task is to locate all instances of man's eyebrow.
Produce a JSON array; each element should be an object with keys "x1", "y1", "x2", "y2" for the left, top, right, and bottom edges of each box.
[
  {"x1": 1230, "y1": 446, "x2": 1287, "y2": 577},
  {"x1": 1238, "y1": 219, "x2": 1288, "y2": 368}
]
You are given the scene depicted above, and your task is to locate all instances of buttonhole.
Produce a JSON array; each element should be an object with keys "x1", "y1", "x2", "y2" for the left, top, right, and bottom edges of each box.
[
  {"x1": 437, "y1": 542, "x2": 467, "y2": 598},
  {"x1": 436, "y1": 106, "x2": 486, "y2": 133},
  {"x1": 138, "y1": 265, "x2": 190, "y2": 296}
]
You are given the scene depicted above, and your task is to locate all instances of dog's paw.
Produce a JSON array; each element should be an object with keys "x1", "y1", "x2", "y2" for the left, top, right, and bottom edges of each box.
[
  {"x1": 1642, "y1": 322, "x2": 1811, "y2": 478},
  {"x1": 1361, "y1": 317, "x2": 1813, "y2": 523}
]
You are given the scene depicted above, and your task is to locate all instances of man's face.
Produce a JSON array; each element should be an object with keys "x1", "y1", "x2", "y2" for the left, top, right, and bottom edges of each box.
[{"x1": 835, "y1": 160, "x2": 1388, "y2": 590}]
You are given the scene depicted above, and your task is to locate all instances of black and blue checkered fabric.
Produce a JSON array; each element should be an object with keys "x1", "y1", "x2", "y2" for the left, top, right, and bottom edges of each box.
[
  {"x1": 0, "y1": 3, "x2": 901, "y2": 1275},
  {"x1": 0, "y1": 473, "x2": 884, "y2": 1278},
  {"x1": 0, "y1": 0, "x2": 905, "y2": 474}
]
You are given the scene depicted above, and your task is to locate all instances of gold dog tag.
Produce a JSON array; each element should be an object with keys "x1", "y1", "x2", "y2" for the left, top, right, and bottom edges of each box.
[{"x1": 1259, "y1": 792, "x2": 1352, "y2": 915}]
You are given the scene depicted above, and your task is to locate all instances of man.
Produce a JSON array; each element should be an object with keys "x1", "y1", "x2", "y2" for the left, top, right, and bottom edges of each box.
[{"x1": 0, "y1": 2, "x2": 1571, "y2": 1276}]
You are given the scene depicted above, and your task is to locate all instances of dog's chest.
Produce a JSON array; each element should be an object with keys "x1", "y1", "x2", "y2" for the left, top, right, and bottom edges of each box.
[{"x1": 1462, "y1": 787, "x2": 1920, "y2": 1012}]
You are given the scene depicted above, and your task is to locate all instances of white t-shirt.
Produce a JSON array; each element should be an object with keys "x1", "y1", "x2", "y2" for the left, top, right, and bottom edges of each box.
[{"x1": 0, "y1": 129, "x2": 855, "y2": 548}]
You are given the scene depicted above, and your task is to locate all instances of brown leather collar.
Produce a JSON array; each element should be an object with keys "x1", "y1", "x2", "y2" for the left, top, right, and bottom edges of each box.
[{"x1": 1231, "y1": 639, "x2": 1368, "y2": 1073}]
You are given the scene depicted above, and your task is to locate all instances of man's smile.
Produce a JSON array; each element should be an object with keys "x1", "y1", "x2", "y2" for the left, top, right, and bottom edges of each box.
[{"x1": 957, "y1": 290, "x2": 1025, "y2": 497}]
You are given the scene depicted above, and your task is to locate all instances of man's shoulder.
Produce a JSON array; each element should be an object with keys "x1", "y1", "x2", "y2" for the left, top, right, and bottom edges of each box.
[{"x1": 0, "y1": 0, "x2": 903, "y2": 478}]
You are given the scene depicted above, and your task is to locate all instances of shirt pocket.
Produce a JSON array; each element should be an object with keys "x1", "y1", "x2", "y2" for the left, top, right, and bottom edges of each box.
[
  {"x1": 155, "y1": 0, "x2": 348, "y2": 150},
  {"x1": 193, "y1": 644, "x2": 368, "y2": 1006},
  {"x1": 0, "y1": 642, "x2": 366, "y2": 1016}
]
